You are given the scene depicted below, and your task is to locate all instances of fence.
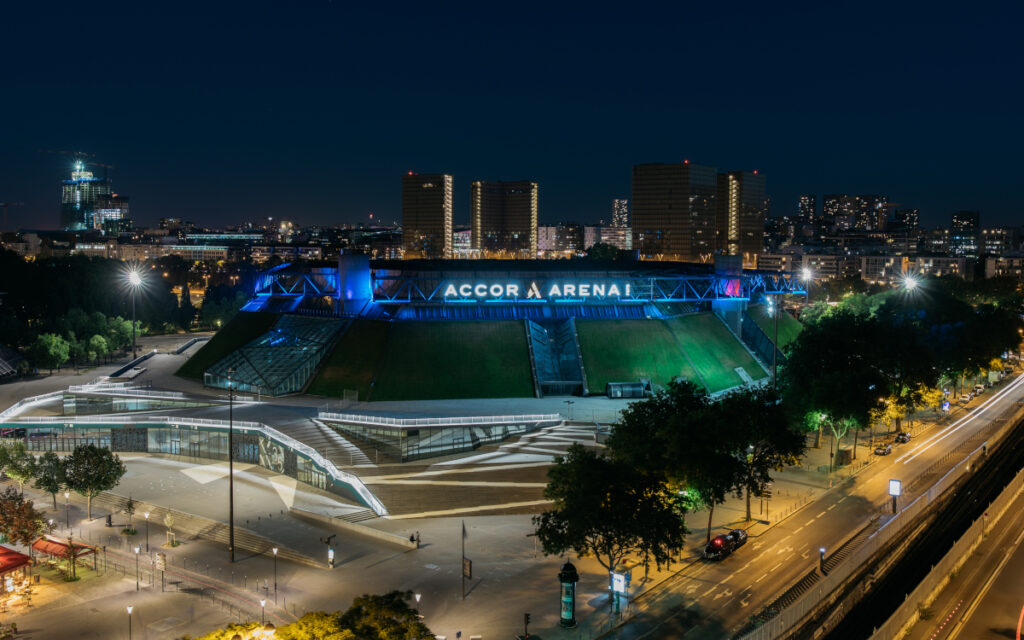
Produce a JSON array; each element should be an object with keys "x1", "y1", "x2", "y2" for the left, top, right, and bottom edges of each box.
[
  {"x1": 736, "y1": 397, "x2": 1024, "y2": 640},
  {"x1": 868, "y1": 465, "x2": 1024, "y2": 639},
  {"x1": 319, "y1": 411, "x2": 561, "y2": 429}
]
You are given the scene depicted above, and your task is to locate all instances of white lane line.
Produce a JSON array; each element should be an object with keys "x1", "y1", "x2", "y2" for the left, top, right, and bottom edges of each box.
[
  {"x1": 837, "y1": 496, "x2": 848, "y2": 503},
  {"x1": 702, "y1": 585, "x2": 717, "y2": 597},
  {"x1": 805, "y1": 518, "x2": 815, "y2": 526},
  {"x1": 794, "y1": 526, "x2": 804, "y2": 533},
  {"x1": 778, "y1": 535, "x2": 791, "y2": 544},
  {"x1": 755, "y1": 573, "x2": 768, "y2": 583},
  {"x1": 770, "y1": 562, "x2": 783, "y2": 572},
  {"x1": 815, "y1": 511, "x2": 826, "y2": 519},
  {"x1": 785, "y1": 552, "x2": 795, "y2": 560},
  {"x1": 827, "y1": 504, "x2": 837, "y2": 511}
]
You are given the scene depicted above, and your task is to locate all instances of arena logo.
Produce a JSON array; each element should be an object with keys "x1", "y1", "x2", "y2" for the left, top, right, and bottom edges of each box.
[{"x1": 442, "y1": 281, "x2": 631, "y2": 300}]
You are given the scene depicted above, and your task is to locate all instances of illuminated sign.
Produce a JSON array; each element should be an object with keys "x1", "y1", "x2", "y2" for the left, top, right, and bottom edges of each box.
[
  {"x1": 442, "y1": 281, "x2": 632, "y2": 300},
  {"x1": 888, "y1": 479, "x2": 902, "y2": 497},
  {"x1": 612, "y1": 572, "x2": 626, "y2": 594}
]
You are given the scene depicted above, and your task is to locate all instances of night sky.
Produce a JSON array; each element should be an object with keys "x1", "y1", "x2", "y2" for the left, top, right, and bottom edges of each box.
[{"x1": 2, "y1": 2, "x2": 1021, "y2": 230}]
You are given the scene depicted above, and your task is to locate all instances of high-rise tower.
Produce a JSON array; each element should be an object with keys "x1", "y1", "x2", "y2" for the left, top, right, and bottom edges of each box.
[
  {"x1": 60, "y1": 161, "x2": 112, "y2": 231},
  {"x1": 401, "y1": 172, "x2": 453, "y2": 259},
  {"x1": 470, "y1": 180, "x2": 538, "y2": 258},
  {"x1": 631, "y1": 162, "x2": 717, "y2": 261}
]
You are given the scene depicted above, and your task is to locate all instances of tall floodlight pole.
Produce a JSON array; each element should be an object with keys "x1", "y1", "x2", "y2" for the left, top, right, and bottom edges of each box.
[
  {"x1": 228, "y1": 367, "x2": 235, "y2": 563},
  {"x1": 773, "y1": 293, "x2": 780, "y2": 389},
  {"x1": 127, "y1": 270, "x2": 142, "y2": 359}
]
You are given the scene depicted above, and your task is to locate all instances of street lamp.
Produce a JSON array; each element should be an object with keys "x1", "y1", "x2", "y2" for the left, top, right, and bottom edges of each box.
[
  {"x1": 819, "y1": 547, "x2": 827, "y2": 574},
  {"x1": 414, "y1": 592, "x2": 421, "y2": 605},
  {"x1": 902, "y1": 274, "x2": 919, "y2": 291},
  {"x1": 801, "y1": 266, "x2": 813, "y2": 282},
  {"x1": 127, "y1": 270, "x2": 143, "y2": 359},
  {"x1": 228, "y1": 367, "x2": 236, "y2": 564},
  {"x1": 272, "y1": 547, "x2": 278, "y2": 601},
  {"x1": 260, "y1": 598, "x2": 266, "y2": 624},
  {"x1": 127, "y1": 605, "x2": 133, "y2": 640},
  {"x1": 134, "y1": 545, "x2": 140, "y2": 591},
  {"x1": 64, "y1": 491, "x2": 70, "y2": 529},
  {"x1": 144, "y1": 512, "x2": 150, "y2": 552}
]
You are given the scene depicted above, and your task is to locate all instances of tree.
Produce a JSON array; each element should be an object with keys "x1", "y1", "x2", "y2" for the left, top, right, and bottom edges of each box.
[
  {"x1": 88, "y1": 334, "x2": 108, "y2": 363},
  {"x1": 63, "y1": 444, "x2": 127, "y2": 520},
  {"x1": 28, "y1": 333, "x2": 70, "y2": 373},
  {"x1": 275, "y1": 612, "x2": 355, "y2": 640},
  {"x1": 337, "y1": 591, "x2": 433, "y2": 640},
  {"x1": 0, "y1": 487, "x2": 46, "y2": 547},
  {"x1": 2, "y1": 441, "x2": 37, "y2": 496},
  {"x1": 716, "y1": 387, "x2": 806, "y2": 521},
  {"x1": 533, "y1": 445, "x2": 687, "y2": 595},
  {"x1": 178, "y1": 283, "x2": 196, "y2": 330},
  {"x1": 585, "y1": 242, "x2": 621, "y2": 261},
  {"x1": 123, "y1": 496, "x2": 137, "y2": 534},
  {"x1": 33, "y1": 451, "x2": 66, "y2": 509}
]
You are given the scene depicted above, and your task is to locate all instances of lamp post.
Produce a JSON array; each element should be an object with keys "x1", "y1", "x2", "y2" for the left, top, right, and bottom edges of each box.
[
  {"x1": 64, "y1": 491, "x2": 70, "y2": 529},
  {"x1": 127, "y1": 270, "x2": 142, "y2": 359},
  {"x1": 272, "y1": 547, "x2": 278, "y2": 602},
  {"x1": 144, "y1": 512, "x2": 150, "y2": 552},
  {"x1": 134, "y1": 545, "x2": 140, "y2": 591},
  {"x1": 819, "y1": 547, "x2": 826, "y2": 574},
  {"x1": 127, "y1": 605, "x2": 133, "y2": 640},
  {"x1": 228, "y1": 367, "x2": 236, "y2": 564},
  {"x1": 260, "y1": 598, "x2": 266, "y2": 624}
]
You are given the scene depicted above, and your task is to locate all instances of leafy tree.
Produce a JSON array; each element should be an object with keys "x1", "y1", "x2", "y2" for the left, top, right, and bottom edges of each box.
[
  {"x1": 63, "y1": 444, "x2": 127, "y2": 520},
  {"x1": 585, "y1": 242, "x2": 621, "y2": 261},
  {"x1": 179, "y1": 283, "x2": 196, "y2": 330},
  {"x1": 275, "y1": 611, "x2": 355, "y2": 640},
  {"x1": 2, "y1": 441, "x2": 37, "y2": 496},
  {"x1": 33, "y1": 451, "x2": 66, "y2": 509},
  {"x1": 28, "y1": 333, "x2": 70, "y2": 373},
  {"x1": 123, "y1": 496, "x2": 137, "y2": 534},
  {"x1": 534, "y1": 444, "x2": 687, "y2": 589},
  {"x1": 88, "y1": 334, "x2": 108, "y2": 363},
  {"x1": 337, "y1": 591, "x2": 433, "y2": 640},
  {"x1": 0, "y1": 487, "x2": 46, "y2": 546},
  {"x1": 716, "y1": 387, "x2": 805, "y2": 521}
]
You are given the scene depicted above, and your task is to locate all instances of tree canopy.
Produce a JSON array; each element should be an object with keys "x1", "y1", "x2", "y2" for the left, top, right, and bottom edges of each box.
[{"x1": 64, "y1": 444, "x2": 127, "y2": 520}]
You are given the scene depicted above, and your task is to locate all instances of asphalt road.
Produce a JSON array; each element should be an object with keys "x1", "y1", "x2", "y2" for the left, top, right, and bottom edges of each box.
[{"x1": 605, "y1": 373, "x2": 1024, "y2": 640}]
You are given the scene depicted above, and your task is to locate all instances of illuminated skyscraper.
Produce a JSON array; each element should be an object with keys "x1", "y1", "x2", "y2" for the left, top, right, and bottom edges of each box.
[
  {"x1": 470, "y1": 180, "x2": 538, "y2": 258},
  {"x1": 821, "y1": 194, "x2": 888, "y2": 230},
  {"x1": 797, "y1": 194, "x2": 816, "y2": 220},
  {"x1": 950, "y1": 210, "x2": 980, "y2": 257},
  {"x1": 632, "y1": 162, "x2": 717, "y2": 261},
  {"x1": 612, "y1": 199, "x2": 629, "y2": 227},
  {"x1": 92, "y1": 194, "x2": 132, "y2": 233},
  {"x1": 716, "y1": 171, "x2": 767, "y2": 264},
  {"x1": 60, "y1": 161, "x2": 112, "y2": 231},
  {"x1": 401, "y1": 172, "x2": 453, "y2": 259}
]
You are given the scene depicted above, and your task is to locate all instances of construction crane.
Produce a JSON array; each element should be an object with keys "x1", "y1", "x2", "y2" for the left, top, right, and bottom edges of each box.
[
  {"x1": 0, "y1": 202, "x2": 24, "y2": 234},
  {"x1": 37, "y1": 150, "x2": 114, "y2": 179}
]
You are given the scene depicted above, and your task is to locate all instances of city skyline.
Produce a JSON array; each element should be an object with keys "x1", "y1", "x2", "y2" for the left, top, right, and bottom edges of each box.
[{"x1": 1, "y1": 3, "x2": 1021, "y2": 231}]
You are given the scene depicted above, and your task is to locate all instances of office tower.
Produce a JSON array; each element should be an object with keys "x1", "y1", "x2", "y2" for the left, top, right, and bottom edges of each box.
[
  {"x1": 402, "y1": 172, "x2": 453, "y2": 259},
  {"x1": 716, "y1": 171, "x2": 767, "y2": 264},
  {"x1": 821, "y1": 194, "x2": 888, "y2": 230},
  {"x1": 895, "y1": 208, "x2": 919, "y2": 230},
  {"x1": 92, "y1": 194, "x2": 132, "y2": 233},
  {"x1": 60, "y1": 161, "x2": 112, "y2": 231},
  {"x1": 612, "y1": 199, "x2": 629, "y2": 227},
  {"x1": 797, "y1": 195, "x2": 816, "y2": 220},
  {"x1": 470, "y1": 180, "x2": 538, "y2": 258},
  {"x1": 632, "y1": 162, "x2": 717, "y2": 261},
  {"x1": 950, "y1": 210, "x2": 980, "y2": 257}
]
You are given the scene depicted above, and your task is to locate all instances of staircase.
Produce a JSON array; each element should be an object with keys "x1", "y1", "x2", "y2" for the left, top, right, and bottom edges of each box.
[{"x1": 525, "y1": 319, "x2": 585, "y2": 396}]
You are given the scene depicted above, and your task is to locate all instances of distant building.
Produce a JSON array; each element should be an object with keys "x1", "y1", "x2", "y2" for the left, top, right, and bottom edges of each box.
[
  {"x1": 453, "y1": 228, "x2": 474, "y2": 258},
  {"x1": 822, "y1": 194, "x2": 888, "y2": 231},
  {"x1": 716, "y1": 170, "x2": 767, "y2": 266},
  {"x1": 91, "y1": 194, "x2": 132, "y2": 233},
  {"x1": 894, "y1": 208, "x2": 919, "y2": 230},
  {"x1": 402, "y1": 173, "x2": 453, "y2": 259},
  {"x1": 797, "y1": 195, "x2": 816, "y2": 220},
  {"x1": 537, "y1": 223, "x2": 584, "y2": 257},
  {"x1": 981, "y1": 227, "x2": 1021, "y2": 256},
  {"x1": 985, "y1": 252, "x2": 1024, "y2": 283},
  {"x1": 632, "y1": 161, "x2": 717, "y2": 262},
  {"x1": 599, "y1": 226, "x2": 632, "y2": 251},
  {"x1": 470, "y1": 180, "x2": 538, "y2": 258},
  {"x1": 612, "y1": 199, "x2": 629, "y2": 228},
  {"x1": 60, "y1": 162, "x2": 112, "y2": 231},
  {"x1": 950, "y1": 210, "x2": 980, "y2": 257}
]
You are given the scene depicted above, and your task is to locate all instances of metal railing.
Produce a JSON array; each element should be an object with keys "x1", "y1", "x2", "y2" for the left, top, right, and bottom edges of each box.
[{"x1": 319, "y1": 411, "x2": 561, "y2": 429}]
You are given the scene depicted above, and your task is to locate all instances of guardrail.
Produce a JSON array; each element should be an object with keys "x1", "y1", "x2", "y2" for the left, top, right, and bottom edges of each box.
[
  {"x1": 319, "y1": 411, "x2": 562, "y2": 429},
  {"x1": 737, "y1": 387, "x2": 1024, "y2": 640}
]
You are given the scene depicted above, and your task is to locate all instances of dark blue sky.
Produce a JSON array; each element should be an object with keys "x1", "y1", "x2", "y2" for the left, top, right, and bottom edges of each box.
[{"x1": 2, "y1": 1, "x2": 1021, "y2": 230}]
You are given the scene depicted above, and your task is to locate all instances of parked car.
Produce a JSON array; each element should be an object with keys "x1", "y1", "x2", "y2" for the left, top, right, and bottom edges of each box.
[
  {"x1": 895, "y1": 432, "x2": 911, "y2": 443},
  {"x1": 974, "y1": 384, "x2": 986, "y2": 395},
  {"x1": 874, "y1": 443, "x2": 893, "y2": 456},
  {"x1": 959, "y1": 394, "x2": 972, "y2": 403},
  {"x1": 703, "y1": 529, "x2": 748, "y2": 560}
]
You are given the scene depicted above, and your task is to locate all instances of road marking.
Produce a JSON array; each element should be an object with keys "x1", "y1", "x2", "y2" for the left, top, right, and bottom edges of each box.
[
  {"x1": 827, "y1": 504, "x2": 837, "y2": 511},
  {"x1": 805, "y1": 518, "x2": 815, "y2": 526},
  {"x1": 794, "y1": 526, "x2": 804, "y2": 533},
  {"x1": 785, "y1": 552, "x2": 795, "y2": 560},
  {"x1": 837, "y1": 496, "x2": 848, "y2": 504},
  {"x1": 770, "y1": 562, "x2": 783, "y2": 572},
  {"x1": 702, "y1": 586, "x2": 717, "y2": 597},
  {"x1": 778, "y1": 535, "x2": 791, "y2": 543},
  {"x1": 815, "y1": 511, "x2": 826, "y2": 519},
  {"x1": 755, "y1": 573, "x2": 768, "y2": 583}
]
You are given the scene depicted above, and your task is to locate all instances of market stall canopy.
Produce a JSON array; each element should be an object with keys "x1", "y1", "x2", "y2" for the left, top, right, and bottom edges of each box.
[{"x1": 0, "y1": 546, "x2": 31, "y2": 574}]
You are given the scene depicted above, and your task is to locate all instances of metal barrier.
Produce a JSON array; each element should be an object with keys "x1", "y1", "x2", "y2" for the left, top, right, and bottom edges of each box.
[{"x1": 319, "y1": 411, "x2": 561, "y2": 428}]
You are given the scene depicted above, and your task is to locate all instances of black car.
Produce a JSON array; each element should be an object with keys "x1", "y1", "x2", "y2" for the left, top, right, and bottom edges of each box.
[
  {"x1": 895, "y1": 432, "x2": 911, "y2": 444},
  {"x1": 874, "y1": 443, "x2": 893, "y2": 455},
  {"x1": 703, "y1": 529, "x2": 748, "y2": 560}
]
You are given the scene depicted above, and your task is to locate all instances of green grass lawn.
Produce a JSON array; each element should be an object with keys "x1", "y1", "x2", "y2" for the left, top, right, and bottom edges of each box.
[
  {"x1": 175, "y1": 311, "x2": 278, "y2": 379},
  {"x1": 306, "y1": 319, "x2": 390, "y2": 400},
  {"x1": 576, "y1": 319, "x2": 700, "y2": 393},
  {"x1": 664, "y1": 314, "x2": 768, "y2": 392},
  {"x1": 747, "y1": 304, "x2": 803, "y2": 348},
  {"x1": 369, "y1": 321, "x2": 535, "y2": 401}
]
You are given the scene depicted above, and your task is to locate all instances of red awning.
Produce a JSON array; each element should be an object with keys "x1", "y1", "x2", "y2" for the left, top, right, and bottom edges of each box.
[
  {"x1": 0, "y1": 546, "x2": 31, "y2": 574},
  {"x1": 31, "y1": 536, "x2": 96, "y2": 559}
]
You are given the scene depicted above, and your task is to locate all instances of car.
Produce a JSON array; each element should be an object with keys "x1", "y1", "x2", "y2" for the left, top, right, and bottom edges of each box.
[
  {"x1": 874, "y1": 443, "x2": 893, "y2": 455},
  {"x1": 974, "y1": 384, "x2": 985, "y2": 395},
  {"x1": 959, "y1": 394, "x2": 972, "y2": 403},
  {"x1": 703, "y1": 529, "x2": 748, "y2": 560},
  {"x1": 895, "y1": 432, "x2": 911, "y2": 443}
]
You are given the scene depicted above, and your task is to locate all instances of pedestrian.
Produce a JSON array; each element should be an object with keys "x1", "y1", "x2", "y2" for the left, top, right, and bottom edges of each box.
[{"x1": 415, "y1": 531, "x2": 421, "y2": 547}]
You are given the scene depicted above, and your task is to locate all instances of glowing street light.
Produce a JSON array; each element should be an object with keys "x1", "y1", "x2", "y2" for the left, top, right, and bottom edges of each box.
[
  {"x1": 126, "y1": 269, "x2": 144, "y2": 359},
  {"x1": 801, "y1": 266, "x2": 813, "y2": 282},
  {"x1": 127, "y1": 605, "x2": 134, "y2": 640},
  {"x1": 144, "y1": 512, "x2": 150, "y2": 552},
  {"x1": 902, "y1": 274, "x2": 919, "y2": 291},
  {"x1": 260, "y1": 598, "x2": 266, "y2": 624},
  {"x1": 64, "y1": 491, "x2": 70, "y2": 529}
]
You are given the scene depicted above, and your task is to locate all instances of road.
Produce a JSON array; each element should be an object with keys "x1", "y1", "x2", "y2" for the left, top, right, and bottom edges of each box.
[{"x1": 602, "y1": 373, "x2": 1024, "y2": 640}]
